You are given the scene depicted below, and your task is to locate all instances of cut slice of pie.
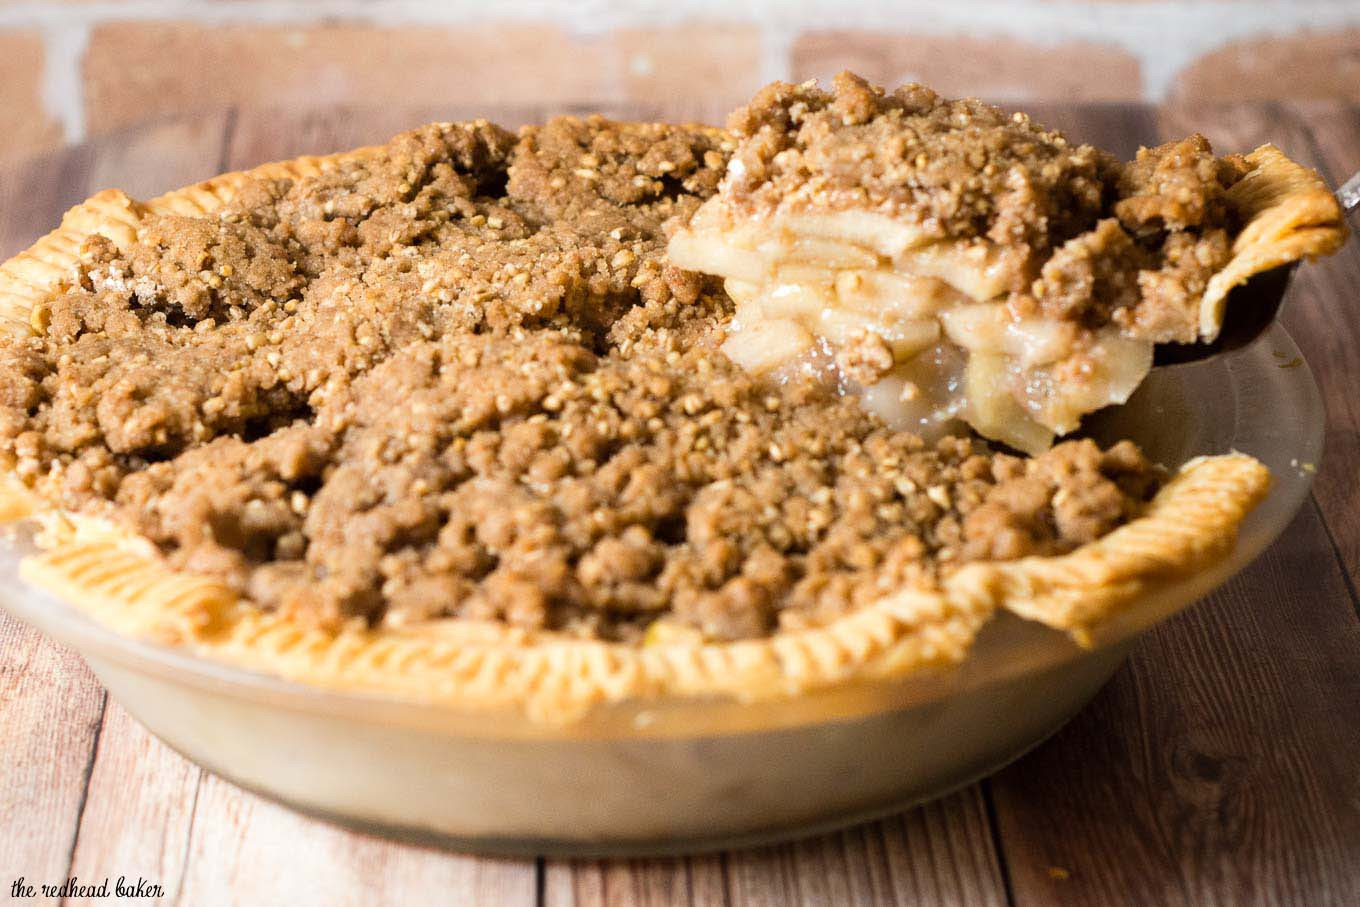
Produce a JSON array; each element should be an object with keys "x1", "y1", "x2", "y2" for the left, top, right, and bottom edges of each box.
[
  {"x1": 0, "y1": 74, "x2": 1343, "y2": 722},
  {"x1": 668, "y1": 73, "x2": 1347, "y2": 453}
]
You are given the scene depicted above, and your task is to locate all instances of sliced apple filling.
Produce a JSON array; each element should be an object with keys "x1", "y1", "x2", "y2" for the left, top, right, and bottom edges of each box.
[{"x1": 669, "y1": 207, "x2": 1153, "y2": 454}]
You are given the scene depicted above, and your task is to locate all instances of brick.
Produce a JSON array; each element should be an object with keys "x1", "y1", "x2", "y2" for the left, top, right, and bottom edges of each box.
[
  {"x1": 1172, "y1": 29, "x2": 1360, "y2": 102},
  {"x1": 83, "y1": 22, "x2": 763, "y2": 136},
  {"x1": 791, "y1": 31, "x2": 1143, "y2": 102},
  {"x1": 0, "y1": 30, "x2": 65, "y2": 161}
]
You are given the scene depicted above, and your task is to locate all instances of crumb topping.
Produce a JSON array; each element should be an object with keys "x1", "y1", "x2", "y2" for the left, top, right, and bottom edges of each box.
[
  {"x1": 724, "y1": 71, "x2": 1114, "y2": 251},
  {"x1": 2, "y1": 99, "x2": 1170, "y2": 642},
  {"x1": 723, "y1": 72, "x2": 1245, "y2": 342}
]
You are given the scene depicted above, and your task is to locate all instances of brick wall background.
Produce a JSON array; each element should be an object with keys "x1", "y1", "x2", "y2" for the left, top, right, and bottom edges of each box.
[{"x1": 2, "y1": 0, "x2": 1360, "y2": 162}]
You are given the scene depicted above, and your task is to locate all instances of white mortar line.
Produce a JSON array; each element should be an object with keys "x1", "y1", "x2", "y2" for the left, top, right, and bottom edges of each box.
[
  {"x1": 758, "y1": 25, "x2": 796, "y2": 87},
  {"x1": 37, "y1": 21, "x2": 89, "y2": 143}
]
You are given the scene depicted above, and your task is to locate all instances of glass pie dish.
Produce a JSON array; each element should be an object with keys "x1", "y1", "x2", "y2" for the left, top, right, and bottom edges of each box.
[{"x1": 0, "y1": 317, "x2": 1322, "y2": 856}]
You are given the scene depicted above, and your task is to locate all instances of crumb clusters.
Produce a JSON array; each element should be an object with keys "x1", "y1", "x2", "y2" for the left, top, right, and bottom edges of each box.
[
  {"x1": 1, "y1": 93, "x2": 1167, "y2": 641},
  {"x1": 726, "y1": 72, "x2": 1247, "y2": 341}
]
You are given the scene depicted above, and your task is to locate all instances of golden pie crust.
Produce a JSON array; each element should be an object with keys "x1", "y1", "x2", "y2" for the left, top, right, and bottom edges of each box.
[
  {"x1": 0, "y1": 131, "x2": 1339, "y2": 723},
  {"x1": 1199, "y1": 144, "x2": 1349, "y2": 336}
]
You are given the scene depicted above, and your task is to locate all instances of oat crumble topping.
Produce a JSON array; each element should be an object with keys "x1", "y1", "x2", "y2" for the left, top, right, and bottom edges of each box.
[
  {"x1": 0, "y1": 84, "x2": 1197, "y2": 642},
  {"x1": 724, "y1": 73, "x2": 1246, "y2": 342}
]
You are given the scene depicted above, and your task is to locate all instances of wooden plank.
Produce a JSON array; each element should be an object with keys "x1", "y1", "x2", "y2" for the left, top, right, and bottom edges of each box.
[
  {"x1": 72, "y1": 703, "x2": 537, "y2": 907},
  {"x1": 170, "y1": 772, "x2": 537, "y2": 907},
  {"x1": 0, "y1": 141, "x2": 93, "y2": 261},
  {"x1": 547, "y1": 795, "x2": 1008, "y2": 907},
  {"x1": 544, "y1": 854, "x2": 728, "y2": 907},
  {"x1": 989, "y1": 102, "x2": 1360, "y2": 906},
  {"x1": 0, "y1": 613, "x2": 106, "y2": 889},
  {"x1": 86, "y1": 113, "x2": 235, "y2": 200},
  {"x1": 1022, "y1": 101, "x2": 1157, "y2": 161},
  {"x1": 64, "y1": 703, "x2": 200, "y2": 901},
  {"x1": 723, "y1": 791, "x2": 1005, "y2": 907},
  {"x1": 544, "y1": 761, "x2": 1004, "y2": 904}
]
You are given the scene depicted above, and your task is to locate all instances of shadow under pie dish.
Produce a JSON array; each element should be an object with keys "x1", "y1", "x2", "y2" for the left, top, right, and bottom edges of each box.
[{"x1": 0, "y1": 73, "x2": 1346, "y2": 850}]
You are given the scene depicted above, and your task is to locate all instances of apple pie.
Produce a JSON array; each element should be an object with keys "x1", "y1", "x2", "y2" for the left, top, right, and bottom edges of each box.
[{"x1": 0, "y1": 74, "x2": 1343, "y2": 720}]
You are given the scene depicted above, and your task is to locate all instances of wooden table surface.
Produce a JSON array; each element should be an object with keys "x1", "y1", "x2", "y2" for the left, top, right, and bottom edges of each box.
[{"x1": 1, "y1": 101, "x2": 1358, "y2": 907}]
